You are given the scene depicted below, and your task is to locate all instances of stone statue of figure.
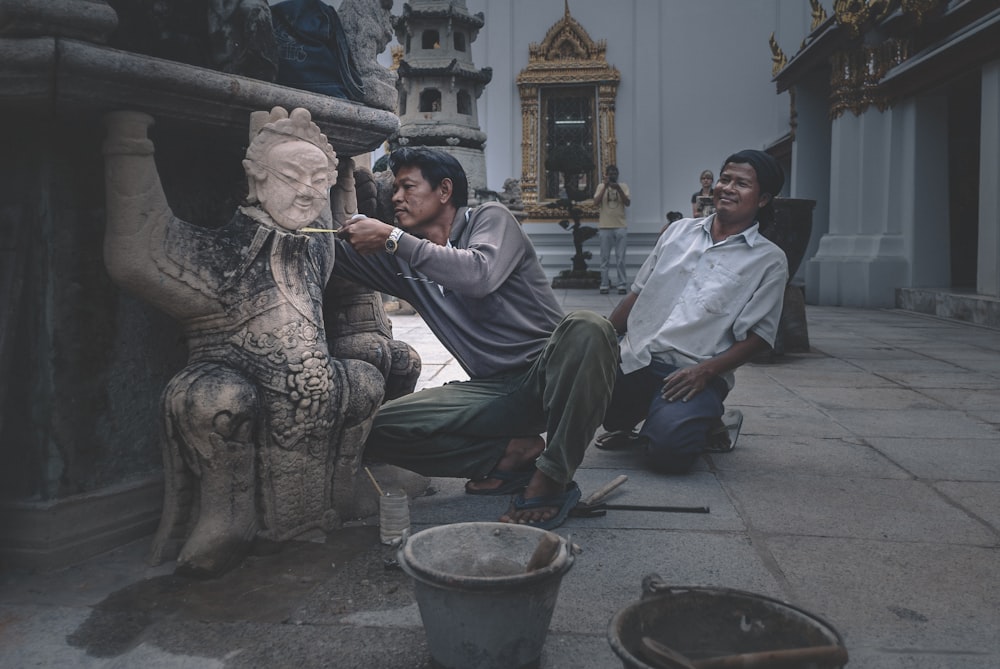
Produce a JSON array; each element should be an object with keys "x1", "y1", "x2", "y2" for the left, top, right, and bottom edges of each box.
[
  {"x1": 102, "y1": 107, "x2": 397, "y2": 577},
  {"x1": 337, "y1": 0, "x2": 399, "y2": 112}
]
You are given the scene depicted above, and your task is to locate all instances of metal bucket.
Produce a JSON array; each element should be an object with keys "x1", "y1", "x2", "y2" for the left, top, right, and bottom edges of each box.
[
  {"x1": 398, "y1": 522, "x2": 575, "y2": 669},
  {"x1": 609, "y1": 574, "x2": 848, "y2": 668}
]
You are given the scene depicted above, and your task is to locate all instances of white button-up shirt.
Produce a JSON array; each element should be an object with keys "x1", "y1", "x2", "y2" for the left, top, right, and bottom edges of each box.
[{"x1": 619, "y1": 216, "x2": 788, "y2": 388}]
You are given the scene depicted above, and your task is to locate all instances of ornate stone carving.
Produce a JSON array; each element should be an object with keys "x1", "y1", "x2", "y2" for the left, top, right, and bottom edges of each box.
[
  {"x1": 339, "y1": 0, "x2": 399, "y2": 112},
  {"x1": 102, "y1": 107, "x2": 412, "y2": 577},
  {"x1": 516, "y1": 3, "x2": 619, "y2": 221}
]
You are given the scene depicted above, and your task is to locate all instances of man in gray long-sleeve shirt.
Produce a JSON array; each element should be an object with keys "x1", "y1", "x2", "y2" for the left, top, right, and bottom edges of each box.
[{"x1": 333, "y1": 147, "x2": 618, "y2": 529}]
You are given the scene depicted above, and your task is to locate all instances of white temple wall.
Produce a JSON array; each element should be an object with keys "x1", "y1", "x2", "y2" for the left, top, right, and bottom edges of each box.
[{"x1": 466, "y1": 0, "x2": 794, "y2": 234}]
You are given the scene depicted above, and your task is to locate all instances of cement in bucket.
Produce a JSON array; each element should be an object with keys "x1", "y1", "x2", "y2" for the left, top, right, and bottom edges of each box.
[
  {"x1": 398, "y1": 522, "x2": 574, "y2": 669},
  {"x1": 609, "y1": 574, "x2": 847, "y2": 669}
]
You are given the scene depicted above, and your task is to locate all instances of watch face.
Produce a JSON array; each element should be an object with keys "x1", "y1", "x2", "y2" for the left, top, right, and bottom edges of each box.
[{"x1": 385, "y1": 238, "x2": 398, "y2": 253}]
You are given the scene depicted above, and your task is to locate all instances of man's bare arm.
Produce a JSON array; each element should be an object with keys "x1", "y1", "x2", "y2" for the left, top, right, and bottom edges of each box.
[{"x1": 661, "y1": 332, "x2": 771, "y2": 402}]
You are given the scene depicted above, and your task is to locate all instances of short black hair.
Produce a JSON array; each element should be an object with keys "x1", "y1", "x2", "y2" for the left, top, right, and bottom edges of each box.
[
  {"x1": 721, "y1": 149, "x2": 784, "y2": 224},
  {"x1": 388, "y1": 147, "x2": 469, "y2": 207}
]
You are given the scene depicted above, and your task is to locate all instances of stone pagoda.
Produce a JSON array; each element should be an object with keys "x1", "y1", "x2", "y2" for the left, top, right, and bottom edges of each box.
[{"x1": 392, "y1": 0, "x2": 492, "y2": 201}]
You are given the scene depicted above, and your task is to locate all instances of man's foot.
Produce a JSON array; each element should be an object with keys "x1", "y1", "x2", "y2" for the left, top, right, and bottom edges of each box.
[
  {"x1": 595, "y1": 429, "x2": 647, "y2": 451},
  {"x1": 618, "y1": 286, "x2": 627, "y2": 295},
  {"x1": 465, "y1": 435, "x2": 545, "y2": 494},
  {"x1": 705, "y1": 409, "x2": 743, "y2": 453},
  {"x1": 500, "y1": 474, "x2": 580, "y2": 530},
  {"x1": 599, "y1": 286, "x2": 610, "y2": 294}
]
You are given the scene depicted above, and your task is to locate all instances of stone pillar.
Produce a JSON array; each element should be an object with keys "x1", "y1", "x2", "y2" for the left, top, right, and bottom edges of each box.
[
  {"x1": 806, "y1": 109, "x2": 908, "y2": 307},
  {"x1": 789, "y1": 77, "x2": 831, "y2": 294}
]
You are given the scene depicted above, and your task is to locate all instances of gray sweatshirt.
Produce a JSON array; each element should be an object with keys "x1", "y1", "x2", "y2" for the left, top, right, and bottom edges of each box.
[{"x1": 331, "y1": 202, "x2": 565, "y2": 378}]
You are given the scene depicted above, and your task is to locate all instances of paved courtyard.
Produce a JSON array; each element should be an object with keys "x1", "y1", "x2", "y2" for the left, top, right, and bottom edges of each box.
[{"x1": 2, "y1": 291, "x2": 998, "y2": 668}]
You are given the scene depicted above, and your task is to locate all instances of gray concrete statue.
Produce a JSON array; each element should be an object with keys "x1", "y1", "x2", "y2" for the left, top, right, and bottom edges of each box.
[
  {"x1": 102, "y1": 107, "x2": 404, "y2": 577},
  {"x1": 338, "y1": 0, "x2": 399, "y2": 112}
]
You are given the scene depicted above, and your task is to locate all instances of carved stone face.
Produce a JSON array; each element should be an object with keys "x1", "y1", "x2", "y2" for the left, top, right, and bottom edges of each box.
[{"x1": 255, "y1": 140, "x2": 331, "y2": 231}]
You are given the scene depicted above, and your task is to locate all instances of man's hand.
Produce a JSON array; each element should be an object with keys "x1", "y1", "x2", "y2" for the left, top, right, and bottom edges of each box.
[
  {"x1": 660, "y1": 363, "x2": 715, "y2": 402},
  {"x1": 339, "y1": 215, "x2": 394, "y2": 255}
]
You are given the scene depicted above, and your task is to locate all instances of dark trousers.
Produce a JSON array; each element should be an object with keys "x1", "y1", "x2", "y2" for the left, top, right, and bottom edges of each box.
[
  {"x1": 364, "y1": 311, "x2": 619, "y2": 485},
  {"x1": 603, "y1": 360, "x2": 727, "y2": 474}
]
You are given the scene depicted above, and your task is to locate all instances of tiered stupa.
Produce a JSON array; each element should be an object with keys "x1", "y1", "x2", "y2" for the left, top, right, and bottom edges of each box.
[{"x1": 391, "y1": 0, "x2": 492, "y2": 201}]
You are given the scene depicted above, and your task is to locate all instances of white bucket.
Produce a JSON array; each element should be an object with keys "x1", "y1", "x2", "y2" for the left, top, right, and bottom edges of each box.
[{"x1": 398, "y1": 522, "x2": 575, "y2": 669}]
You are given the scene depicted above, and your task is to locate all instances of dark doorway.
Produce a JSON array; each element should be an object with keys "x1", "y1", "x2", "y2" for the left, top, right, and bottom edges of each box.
[{"x1": 947, "y1": 72, "x2": 980, "y2": 290}]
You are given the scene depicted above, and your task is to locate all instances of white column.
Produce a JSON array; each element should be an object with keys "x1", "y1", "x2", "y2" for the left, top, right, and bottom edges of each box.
[
  {"x1": 790, "y1": 77, "x2": 831, "y2": 291},
  {"x1": 807, "y1": 109, "x2": 908, "y2": 306},
  {"x1": 979, "y1": 59, "x2": 1000, "y2": 297}
]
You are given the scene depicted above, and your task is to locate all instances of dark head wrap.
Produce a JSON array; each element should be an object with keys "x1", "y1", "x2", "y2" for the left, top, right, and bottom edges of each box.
[{"x1": 721, "y1": 150, "x2": 784, "y2": 224}]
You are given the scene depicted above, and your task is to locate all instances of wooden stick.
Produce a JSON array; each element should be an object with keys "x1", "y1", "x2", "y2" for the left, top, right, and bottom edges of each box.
[
  {"x1": 583, "y1": 474, "x2": 628, "y2": 506},
  {"x1": 640, "y1": 637, "x2": 849, "y2": 669},
  {"x1": 364, "y1": 466, "x2": 384, "y2": 497},
  {"x1": 525, "y1": 533, "x2": 561, "y2": 572},
  {"x1": 692, "y1": 644, "x2": 848, "y2": 668}
]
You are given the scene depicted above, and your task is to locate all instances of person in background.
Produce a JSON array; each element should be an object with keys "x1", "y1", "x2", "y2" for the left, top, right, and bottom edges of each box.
[
  {"x1": 661, "y1": 210, "x2": 684, "y2": 235},
  {"x1": 593, "y1": 164, "x2": 631, "y2": 295},
  {"x1": 333, "y1": 147, "x2": 619, "y2": 530},
  {"x1": 691, "y1": 169, "x2": 714, "y2": 218},
  {"x1": 600, "y1": 150, "x2": 788, "y2": 474}
]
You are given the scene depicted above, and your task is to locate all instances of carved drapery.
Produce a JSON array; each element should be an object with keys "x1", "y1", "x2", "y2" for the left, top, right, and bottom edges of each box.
[{"x1": 515, "y1": 5, "x2": 619, "y2": 220}]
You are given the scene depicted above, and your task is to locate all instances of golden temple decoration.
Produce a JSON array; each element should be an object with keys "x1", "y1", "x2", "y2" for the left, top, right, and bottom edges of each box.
[
  {"x1": 809, "y1": 0, "x2": 829, "y2": 32},
  {"x1": 829, "y1": 37, "x2": 910, "y2": 118},
  {"x1": 769, "y1": 33, "x2": 788, "y2": 77},
  {"x1": 833, "y1": 0, "x2": 892, "y2": 37},
  {"x1": 390, "y1": 45, "x2": 403, "y2": 71},
  {"x1": 900, "y1": 0, "x2": 941, "y2": 24},
  {"x1": 516, "y1": 3, "x2": 619, "y2": 220}
]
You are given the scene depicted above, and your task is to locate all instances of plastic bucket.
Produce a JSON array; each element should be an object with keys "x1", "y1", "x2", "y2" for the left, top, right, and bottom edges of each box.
[
  {"x1": 398, "y1": 522, "x2": 575, "y2": 669},
  {"x1": 609, "y1": 575, "x2": 847, "y2": 668}
]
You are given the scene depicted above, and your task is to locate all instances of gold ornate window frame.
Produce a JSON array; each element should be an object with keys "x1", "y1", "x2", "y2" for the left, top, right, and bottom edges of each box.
[{"x1": 516, "y1": 4, "x2": 620, "y2": 221}]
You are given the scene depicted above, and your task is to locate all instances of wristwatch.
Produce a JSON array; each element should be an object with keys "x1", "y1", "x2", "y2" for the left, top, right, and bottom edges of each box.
[{"x1": 384, "y1": 227, "x2": 404, "y2": 254}]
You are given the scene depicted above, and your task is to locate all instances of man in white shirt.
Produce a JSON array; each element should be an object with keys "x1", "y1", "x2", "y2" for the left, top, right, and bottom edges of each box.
[{"x1": 602, "y1": 150, "x2": 788, "y2": 473}]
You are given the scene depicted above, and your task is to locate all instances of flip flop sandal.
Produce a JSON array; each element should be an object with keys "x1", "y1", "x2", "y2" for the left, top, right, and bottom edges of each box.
[
  {"x1": 464, "y1": 467, "x2": 535, "y2": 496},
  {"x1": 507, "y1": 481, "x2": 582, "y2": 531},
  {"x1": 595, "y1": 429, "x2": 647, "y2": 451},
  {"x1": 705, "y1": 409, "x2": 743, "y2": 453}
]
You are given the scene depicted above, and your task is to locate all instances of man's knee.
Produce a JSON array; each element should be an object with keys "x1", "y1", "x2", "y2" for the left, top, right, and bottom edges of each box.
[
  {"x1": 559, "y1": 311, "x2": 617, "y2": 348},
  {"x1": 166, "y1": 364, "x2": 260, "y2": 446},
  {"x1": 642, "y1": 419, "x2": 708, "y2": 475},
  {"x1": 646, "y1": 443, "x2": 701, "y2": 475}
]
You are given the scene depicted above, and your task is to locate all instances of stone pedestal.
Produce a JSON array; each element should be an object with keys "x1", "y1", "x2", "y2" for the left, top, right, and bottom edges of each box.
[{"x1": 763, "y1": 198, "x2": 816, "y2": 356}]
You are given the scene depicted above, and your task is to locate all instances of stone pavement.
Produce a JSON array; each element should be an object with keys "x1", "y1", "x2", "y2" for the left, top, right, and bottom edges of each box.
[{"x1": 1, "y1": 291, "x2": 998, "y2": 668}]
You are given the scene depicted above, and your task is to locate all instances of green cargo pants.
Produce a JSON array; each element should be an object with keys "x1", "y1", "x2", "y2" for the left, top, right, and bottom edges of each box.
[{"x1": 363, "y1": 311, "x2": 618, "y2": 485}]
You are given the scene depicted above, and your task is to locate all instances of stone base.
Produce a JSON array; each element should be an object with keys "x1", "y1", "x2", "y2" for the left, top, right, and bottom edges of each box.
[
  {"x1": 0, "y1": 477, "x2": 163, "y2": 571},
  {"x1": 552, "y1": 270, "x2": 600, "y2": 289},
  {"x1": 775, "y1": 284, "x2": 810, "y2": 354},
  {"x1": 896, "y1": 288, "x2": 1000, "y2": 329}
]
